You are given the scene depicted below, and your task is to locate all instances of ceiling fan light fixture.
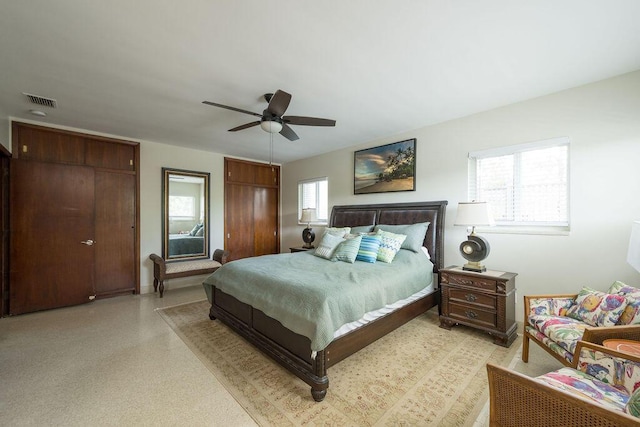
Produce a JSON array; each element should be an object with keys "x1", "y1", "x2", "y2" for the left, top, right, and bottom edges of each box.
[{"x1": 260, "y1": 120, "x2": 282, "y2": 134}]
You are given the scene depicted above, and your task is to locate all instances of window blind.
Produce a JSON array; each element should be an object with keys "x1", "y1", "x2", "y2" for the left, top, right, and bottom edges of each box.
[
  {"x1": 469, "y1": 137, "x2": 569, "y2": 229},
  {"x1": 298, "y1": 177, "x2": 328, "y2": 223}
]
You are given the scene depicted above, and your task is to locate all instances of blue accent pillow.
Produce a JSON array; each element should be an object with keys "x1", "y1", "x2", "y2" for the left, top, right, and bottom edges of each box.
[
  {"x1": 356, "y1": 235, "x2": 382, "y2": 263},
  {"x1": 189, "y1": 223, "x2": 203, "y2": 236}
]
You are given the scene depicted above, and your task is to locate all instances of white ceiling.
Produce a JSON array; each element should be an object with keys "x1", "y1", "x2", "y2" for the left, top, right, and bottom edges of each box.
[{"x1": 2, "y1": 0, "x2": 640, "y2": 164}]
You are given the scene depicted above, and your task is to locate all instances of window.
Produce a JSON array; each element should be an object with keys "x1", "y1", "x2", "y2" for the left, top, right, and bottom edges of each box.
[
  {"x1": 169, "y1": 195, "x2": 196, "y2": 220},
  {"x1": 468, "y1": 137, "x2": 569, "y2": 233},
  {"x1": 298, "y1": 177, "x2": 328, "y2": 224}
]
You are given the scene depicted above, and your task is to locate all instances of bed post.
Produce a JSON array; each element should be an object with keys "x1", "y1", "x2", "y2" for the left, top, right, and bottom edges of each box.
[{"x1": 311, "y1": 350, "x2": 328, "y2": 401}]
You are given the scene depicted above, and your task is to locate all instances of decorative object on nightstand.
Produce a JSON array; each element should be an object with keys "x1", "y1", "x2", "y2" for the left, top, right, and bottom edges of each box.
[
  {"x1": 300, "y1": 208, "x2": 317, "y2": 249},
  {"x1": 454, "y1": 201, "x2": 495, "y2": 272},
  {"x1": 439, "y1": 266, "x2": 517, "y2": 347},
  {"x1": 628, "y1": 220, "x2": 640, "y2": 273}
]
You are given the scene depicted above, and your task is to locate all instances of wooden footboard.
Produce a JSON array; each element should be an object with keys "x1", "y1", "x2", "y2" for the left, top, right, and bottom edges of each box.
[{"x1": 209, "y1": 286, "x2": 439, "y2": 401}]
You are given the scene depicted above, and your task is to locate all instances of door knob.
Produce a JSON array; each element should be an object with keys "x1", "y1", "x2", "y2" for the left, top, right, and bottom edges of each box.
[{"x1": 81, "y1": 240, "x2": 95, "y2": 246}]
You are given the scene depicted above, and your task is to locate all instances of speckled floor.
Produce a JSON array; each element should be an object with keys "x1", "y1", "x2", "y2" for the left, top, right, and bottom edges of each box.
[
  {"x1": 0, "y1": 285, "x2": 562, "y2": 426},
  {"x1": 0, "y1": 286, "x2": 257, "y2": 426}
]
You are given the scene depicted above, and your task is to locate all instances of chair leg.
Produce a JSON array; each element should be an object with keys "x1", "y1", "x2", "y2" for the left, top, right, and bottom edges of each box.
[
  {"x1": 522, "y1": 332, "x2": 530, "y2": 363},
  {"x1": 159, "y1": 280, "x2": 165, "y2": 298},
  {"x1": 153, "y1": 278, "x2": 158, "y2": 292}
]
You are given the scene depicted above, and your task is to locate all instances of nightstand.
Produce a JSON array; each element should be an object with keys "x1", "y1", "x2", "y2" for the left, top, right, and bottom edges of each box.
[
  {"x1": 290, "y1": 247, "x2": 313, "y2": 253},
  {"x1": 439, "y1": 266, "x2": 517, "y2": 347}
]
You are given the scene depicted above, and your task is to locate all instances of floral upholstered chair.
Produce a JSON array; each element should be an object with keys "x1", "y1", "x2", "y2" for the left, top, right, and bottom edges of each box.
[
  {"x1": 522, "y1": 281, "x2": 640, "y2": 366},
  {"x1": 487, "y1": 340, "x2": 640, "y2": 426}
]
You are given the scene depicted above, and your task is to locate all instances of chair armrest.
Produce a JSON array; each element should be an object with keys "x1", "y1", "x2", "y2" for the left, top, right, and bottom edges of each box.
[
  {"x1": 149, "y1": 253, "x2": 167, "y2": 276},
  {"x1": 524, "y1": 293, "x2": 577, "y2": 318},
  {"x1": 582, "y1": 324, "x2": 640, "y2": 346},
  {"x1": 212, "y1": 249, "x2": 229, "y2": 265},
  {"x1": 486, "y1": 363, "x2": 639, "y2": 426},
  {"x1": 574, "y1": 340, "x2": 640, "y2": 396}
]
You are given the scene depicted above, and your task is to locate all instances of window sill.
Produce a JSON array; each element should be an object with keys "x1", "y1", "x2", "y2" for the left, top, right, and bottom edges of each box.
[{"x1": 474, "y1": 225, "x2": 570, "y2": 236}]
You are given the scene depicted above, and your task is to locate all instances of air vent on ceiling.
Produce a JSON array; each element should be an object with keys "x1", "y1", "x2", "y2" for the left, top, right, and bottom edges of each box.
[{"x1": 23, "y1": 92, "x2": 57, "y2": 108}]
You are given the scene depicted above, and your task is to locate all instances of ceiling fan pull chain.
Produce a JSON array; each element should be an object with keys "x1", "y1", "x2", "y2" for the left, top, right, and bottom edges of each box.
[{"x1": 269, "y1": 131, "x2": 273, "y2": 165}]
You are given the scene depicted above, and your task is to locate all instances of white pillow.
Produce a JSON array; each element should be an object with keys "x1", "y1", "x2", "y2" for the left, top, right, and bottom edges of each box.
[
  {"x1": 421, "y1": 246, "x2": 431, "y2": 260},
  {"x1": 314, "y1": 233, "x2": 346, "y2": 260}
]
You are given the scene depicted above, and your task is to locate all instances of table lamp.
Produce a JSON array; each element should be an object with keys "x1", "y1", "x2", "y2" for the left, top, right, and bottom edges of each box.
[
  {"x1": 628, "y1": 220, "x2": 640, "y2": 273},
  {"x1": 300, "y1": 208, "x2": 317, "y2": 249},
  {"x1": 454, "y1": 201, "x2": 495, "y2": 272}
]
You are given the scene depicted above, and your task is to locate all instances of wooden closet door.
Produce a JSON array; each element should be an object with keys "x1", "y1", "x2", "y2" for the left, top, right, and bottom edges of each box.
[
  {"x1": 224, "y1": 158, "x2": 279, "y2": 261},
  {"x1": 254, "y1": 187, "x2": 278, "y2": 256},
  {"x1": 225, "y1": 183, "x2": 255, "y2": 261},
  {"x1": 10, "y1": 160, "x2": 95, "y2": 314},
  {"x1": 94, "y1": 171, "x2": 136, "y2": 296}
]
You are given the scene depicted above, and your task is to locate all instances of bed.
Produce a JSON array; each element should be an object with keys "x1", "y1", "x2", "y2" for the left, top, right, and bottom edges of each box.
[
  {"x1": 168, "y1": 233, "x2": 204, "y2": 256},
  {"x1": 203, "y1": 201, "x2": 447, "y2": 401}
]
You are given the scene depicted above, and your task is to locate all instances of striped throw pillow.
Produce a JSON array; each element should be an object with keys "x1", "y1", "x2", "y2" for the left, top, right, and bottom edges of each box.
[
  {"x1": 314, "y1": 233, "x2": 345, "y2": 260},
  {"x1": 356, "y1": 234, "x2": 382, "y2": 263},
  {"x1": 333, "y1": 235, "x2": 362, "y2": 263}
]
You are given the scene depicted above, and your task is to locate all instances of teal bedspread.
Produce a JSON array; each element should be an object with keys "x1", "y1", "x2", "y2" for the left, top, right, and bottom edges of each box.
[{"x1": 202, "y1": 249, "x2": 434, "y2": 351}]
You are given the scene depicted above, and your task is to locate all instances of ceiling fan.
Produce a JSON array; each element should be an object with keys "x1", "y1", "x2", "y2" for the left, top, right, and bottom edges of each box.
[{"x1": 203, "y1": 89, "x2": 336, "y2": 141}]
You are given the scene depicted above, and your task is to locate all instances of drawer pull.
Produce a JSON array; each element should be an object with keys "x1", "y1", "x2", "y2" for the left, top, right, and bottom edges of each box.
[
  {"x1": 465, "y1": 293, "x2": 477, "y2": 302},
  {"x1": 465, "y1": 310, "x2": 478, "y2": 319}
]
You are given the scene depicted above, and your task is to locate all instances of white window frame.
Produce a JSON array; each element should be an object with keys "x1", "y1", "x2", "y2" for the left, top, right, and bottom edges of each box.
[
  {"x1": 468, "y1": 137, "x2": 570, "y2": 235},
  {"x1": 169, "y1": 195, "x2": 197, "y2": 220},
  {"x1": 298, "y1": 177, "x2": 328, "y2": 225}
]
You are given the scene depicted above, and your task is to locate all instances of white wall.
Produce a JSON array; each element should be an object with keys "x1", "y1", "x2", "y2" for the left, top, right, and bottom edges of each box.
[
  {"x1": 140, "y1": 142, "x2": 225, "y2": 293},
  {"x1": 281, "y1": 70, "x2": 640, "y2": 321}
]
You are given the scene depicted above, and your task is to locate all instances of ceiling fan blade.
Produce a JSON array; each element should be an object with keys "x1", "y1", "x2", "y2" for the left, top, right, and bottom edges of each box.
[
  {"x1": 203, "y1": 101, "x2": 262, "y2": 118},
  {"x1": 267, "y1": 90, "x2": 292, "y2": 117},
  {"x1": 282, "y1": 116, "x2": 336, "y2": 127},
  {"x1": 228, "y1": 121, "x2": 261, "y2": 132},
  {"x1": 279, "y1": 123, "x2": 299, "y2": 141}
]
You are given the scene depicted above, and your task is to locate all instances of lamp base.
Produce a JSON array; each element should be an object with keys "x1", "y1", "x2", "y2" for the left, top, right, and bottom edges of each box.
[
  {"x1": 462, "y1": 261, "x2": 486, "y2": 273},
  {"x1": 302, "y1": 227, "x2": 315, "y2": 249}
]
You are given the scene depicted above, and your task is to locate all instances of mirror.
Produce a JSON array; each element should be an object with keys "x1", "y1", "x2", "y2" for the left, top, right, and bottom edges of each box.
[{"x1": 162, "y1": 168, "x2": 210, "y2": 260}]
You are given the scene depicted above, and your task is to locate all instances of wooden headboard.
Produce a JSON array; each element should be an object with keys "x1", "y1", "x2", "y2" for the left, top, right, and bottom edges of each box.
[{"x1": 329, "y1": 201, "x2": 448, "y2": 272}]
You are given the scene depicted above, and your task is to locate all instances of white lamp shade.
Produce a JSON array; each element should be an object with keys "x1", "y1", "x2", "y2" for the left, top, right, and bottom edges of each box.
[
  {"x1": 454, "y1": 202, "x2": 495, "y2": 226},
  {"x1": 300, "y1": 208, "x2": 317, "y2": 224},
  {"x1": 628, "y1": 221, "x2": 640, "y2": 273},
  {"x1": 260, "y1": 120, "x2": 283, "y2": 133}
]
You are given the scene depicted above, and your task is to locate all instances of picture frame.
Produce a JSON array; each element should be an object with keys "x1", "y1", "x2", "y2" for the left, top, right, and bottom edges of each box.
[{"x1": 354, "y1": 138, "x2": 416, "y2": 194}]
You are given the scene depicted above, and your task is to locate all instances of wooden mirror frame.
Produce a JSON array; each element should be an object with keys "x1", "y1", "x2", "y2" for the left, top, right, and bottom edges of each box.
[{"x1": 162, "y1": 168, "x2": 210, "y2": 261}]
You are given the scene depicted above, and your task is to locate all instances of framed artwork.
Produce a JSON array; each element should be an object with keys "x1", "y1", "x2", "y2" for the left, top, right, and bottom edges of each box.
[{"x1": 354, "y1": 138, "x2": 416, "y2": 194}]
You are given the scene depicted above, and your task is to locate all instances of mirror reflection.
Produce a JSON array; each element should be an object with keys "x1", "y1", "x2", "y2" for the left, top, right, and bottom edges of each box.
[{"x1": 162, "y1": 168, "x2": 210, "y2": 260}]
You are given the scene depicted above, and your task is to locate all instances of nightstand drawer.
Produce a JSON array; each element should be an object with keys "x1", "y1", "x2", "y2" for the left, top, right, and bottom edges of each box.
[
  {"x1": 449, "y1": 302, "x2": 497, "y2": 328},
  {"x1": 448, "y1": 287, "x2": 497, "y2": 310},
  {"x1": 442, "y1": 272, "x2": 497, "y2": 292}
]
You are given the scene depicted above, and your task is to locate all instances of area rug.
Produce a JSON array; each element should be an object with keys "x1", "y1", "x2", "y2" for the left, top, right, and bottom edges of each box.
[{"x1": 157, "y1": 300, "x2": 521, "y2": 426}]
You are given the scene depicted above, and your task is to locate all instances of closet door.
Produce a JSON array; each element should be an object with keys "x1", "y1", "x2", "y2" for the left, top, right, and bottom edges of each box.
[
  {"x1": 94, "y1": 171, "x2": 136, "y2": 296},
  {"x1": 225, "y1": 183, "x2": 255, "y2": 261},
  {"x1": 224, "y1": 158, "x2": 280, "y2": 261},
  {"x1": 10, "y1": 160, "x2": 95, "y2": 314},
  {"x1": 254, "y1": 187, "x2": 278, "y2": 256}
]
